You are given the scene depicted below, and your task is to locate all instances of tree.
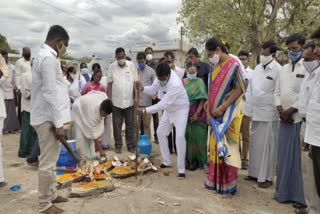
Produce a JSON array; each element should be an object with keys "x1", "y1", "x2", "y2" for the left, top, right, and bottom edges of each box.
[
  {"x1": 0, "y1": 34, "x2": 19, "y2": 54},
  {"x1": 177, "y1": 0, "x2": 320, "y2": 65}
]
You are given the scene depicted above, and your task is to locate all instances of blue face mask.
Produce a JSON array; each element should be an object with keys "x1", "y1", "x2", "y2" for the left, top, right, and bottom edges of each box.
[
  {"x1": 187, "y1": 73, "x2": 197, "y2": 80},
  {"x1": 288, "y1": 50, "x2": 303, "y2": 62},
  {"x1": 138, "y1": 62, "x2": 145, "y2": 70}
]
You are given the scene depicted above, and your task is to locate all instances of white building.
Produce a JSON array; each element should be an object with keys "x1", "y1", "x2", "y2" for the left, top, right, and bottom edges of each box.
[{"x1": 130, "y1": 39, "x2": 193, "y2": 68}]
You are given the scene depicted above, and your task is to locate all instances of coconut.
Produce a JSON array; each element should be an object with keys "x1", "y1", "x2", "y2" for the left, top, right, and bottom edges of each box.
[
  {"x1": 137, "y1": 157, "x2": 143, "y2": 165},
  {"x1": 113, "y1": 155, "x2": 120, "y2": 161},
  {"x1": 143, "y1": 158, "x2": 150, "y2": 164},
  {"x1": 151, "y1": 165, "x2": 158, "y2": 172},
  {"x1": 123, "y1": 157, "x2": 130, "y2": 163},
  {"x1": 123, "y1": 162, "x2": 129, "y2": 166},
  {"x1": 129, "y1": 154, "x2": 136, "y2": 160},
  {"x1": 139, "y1": 162, "x2": 147, "y2": 170},
  {"x1": 129, "y1": 161, "x2": 137, "y2": 170}
]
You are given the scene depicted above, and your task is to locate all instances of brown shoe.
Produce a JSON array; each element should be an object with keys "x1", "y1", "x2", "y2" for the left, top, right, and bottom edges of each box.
[
  {"x1": 51, "y1": 195, "x2": 69, "y2": 204},
  {"x1": 0, "y1": 182, "x2": 7, "y2": 188},
  {"x1": 27, "y1": 160, "x2": 39, "y2": 168},
  {"x1": 258, "y1": 181, "x2": 273, "y2": 188},
  {"x1": 115, "y1": 148, "x2": 122, "y2": 154},
  {"x1": 40, "y1": 205, "x2": 64, "y2": 214},
  {"x1": 244, "y1": 176, "x2": 256, "y2": 181}
]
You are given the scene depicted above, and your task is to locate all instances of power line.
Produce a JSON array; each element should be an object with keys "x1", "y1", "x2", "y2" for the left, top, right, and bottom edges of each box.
[{"x1": 37, "y1": 0, "x2": 109, "y2": 31}]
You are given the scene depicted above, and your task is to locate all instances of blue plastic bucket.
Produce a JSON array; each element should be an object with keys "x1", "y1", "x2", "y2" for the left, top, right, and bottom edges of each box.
[{"x1": 56, "y1": 139, "x2": 77, "y2": 168}]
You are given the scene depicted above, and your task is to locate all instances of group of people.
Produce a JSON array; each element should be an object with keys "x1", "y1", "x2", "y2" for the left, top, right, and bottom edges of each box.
[{"x1": 0, "y1": 24, "x2": 319, "y2": 214}]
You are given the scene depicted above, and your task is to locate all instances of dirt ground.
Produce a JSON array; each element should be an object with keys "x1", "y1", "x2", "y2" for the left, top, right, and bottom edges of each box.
[{"x1": 0, "y1": 133, "x2": 294, "y2": 214}]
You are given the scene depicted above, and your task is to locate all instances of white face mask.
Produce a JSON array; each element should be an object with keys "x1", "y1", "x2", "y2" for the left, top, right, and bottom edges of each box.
[
  {"x1": 209, "y1": 54, "x2": 219, "y2": 65},
  {"x1": 71, "y1": 73, "x2": 77, "y2": 80},
  {"x1": 260, "y1": 55, "x2": 273, "y2": 65},
  {"x1": 146, "y1": 54, "x2": 153, "y2": 61},
  {"x1": 302, "y1": 60, "x2": 320, "y2": 73},
  {"x1": 118, "y1": 59, "x2": 126, "y2": 66}
]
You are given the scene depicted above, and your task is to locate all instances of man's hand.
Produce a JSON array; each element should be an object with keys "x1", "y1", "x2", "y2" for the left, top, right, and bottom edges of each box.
[
  {"x1": 16, "y1": 89, "x2": 21, "y2": 97},
  {"x1": 100, "y1": 150, "x2": 106, "y2": 157},
  {"x1": 135, "y1": 81, "x2": 144, "y2": 91},
  {"x1": 280, "y1": 108, "x2": 295, "y2": 123},
  {"x1": 55, "y1": 127, "x2": 64, "y2": 141}
]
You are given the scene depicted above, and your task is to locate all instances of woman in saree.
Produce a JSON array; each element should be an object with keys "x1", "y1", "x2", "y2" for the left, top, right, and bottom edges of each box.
[
  {"x1": 204, "y1": 37, "x2": 246, "y2": 195},
  {"x1": 82, "y1": 68, "x2": 105, "y2": 95},
  {"x1": 183, "y1": 62, "x2": 208, "y2": 171}
]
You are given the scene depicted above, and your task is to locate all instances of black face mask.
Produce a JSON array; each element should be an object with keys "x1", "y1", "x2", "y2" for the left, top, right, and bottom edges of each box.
[{"x1": 24, "y1": 53, "x2": 31, "y2": 60}]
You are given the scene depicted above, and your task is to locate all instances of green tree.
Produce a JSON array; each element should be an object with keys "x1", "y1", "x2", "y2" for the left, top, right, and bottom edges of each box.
[
  {"x1": 178, "y1": 0, "x2": 320, "y2": 65},
  {"x1": 0, "y1": 34, "x2": 19, "y2": 54}
]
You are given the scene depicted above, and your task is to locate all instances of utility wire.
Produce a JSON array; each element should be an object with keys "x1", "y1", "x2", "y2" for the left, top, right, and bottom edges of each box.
[{"x1": 37, "y1": 0, "x2": 109, "y2": 30}]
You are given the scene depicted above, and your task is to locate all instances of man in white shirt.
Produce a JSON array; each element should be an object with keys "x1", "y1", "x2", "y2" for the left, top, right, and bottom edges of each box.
[
  {"x1": 303, "y1": 29, "x2": 320, "y2": 214},
  {"x1": 15, "y1": 47, "x2": 31, "y2": 124},
  {"x1": 107, "y1": 48, "x2": 138, "y2": 154},
  {"x1": 72, "y1": 91, "x2": 112, "y2": 160},
  {"x1": 238, "y1": 50, "x2": 254, "y2": 170},
  {"x1": 247, "y1": 40, "x2": 282, "y2": 188},
  {"x1": 136, "y1": 63, "x2": 189, "y2": 179},
  {"x1": 18, "y1": 64, "x2": 38, "y2": 162},
  {"x1": 274, "y1": 33, "x2": 307, "y2": 207},
  {"x1": 0, "y1": 55, "x2": 9, "y2": 189},
  {"x1": 31, "y1": 25, "x2": 70, "y2": 214},
  {"x1": 163, "y1": 51, "x2": 184, "y2": 153}
]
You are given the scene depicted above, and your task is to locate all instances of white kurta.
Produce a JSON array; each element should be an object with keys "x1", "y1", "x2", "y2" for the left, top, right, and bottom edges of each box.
[
  {"x1": 72, "y1": 91, "x2": 107, "y2": 159},
  {"x1": 143, "y1": 71, "x2": 189, "y2": 173},
  {"x1": 274, "y1": 59, "x2": 305, "y2": 123},
  {"x1": 0, "y1": 60, "x2": 7, "y2": 182}
]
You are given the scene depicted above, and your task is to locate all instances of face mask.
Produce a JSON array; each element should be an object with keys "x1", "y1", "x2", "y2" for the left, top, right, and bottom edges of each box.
[
  {"x1": 288, "y1": 50, "x2": 303, "y2": 62},
  {"x1": 23, "y1": 53, "x2": 31, "y2": 60},
  {"x1": 71, "y1": 73, "x2": 77, "y2": 80},
  {"x1": 80, "y1": 68, "x2": 90, "y2": 75},
  {"x1": 57, "y1": 42, "x2": 66, "y2": 57},
  {"x1": 302, "y1": 60, "x2": 320, "y2": 73},
  {"x1": 146, "y1": 54, "x2": 153, "y2": 61},
  {"x1": 209, "y1": 54, "x2": 219, "y2": 65},
  {"x1": 138, "y1": 62, "x2": 145, "y2": 70},
  {"x1": 187, "y1": 73, "x2": 197, "y2": 80},
  {"x1": 159, "y1": 79, "x2": 168, "y2": 87},
  {"x1": 260, "y1": 55, "x2": 273, "y2": 65},
  {"x1": 117, "y1": 59, "x2": 126, "y2": 66}
]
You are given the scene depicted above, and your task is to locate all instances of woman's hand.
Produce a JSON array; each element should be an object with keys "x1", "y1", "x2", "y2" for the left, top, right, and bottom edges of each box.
[
  {"x1": 190, "y1": 113, "x2": 199, "y2": 123},
  {"x1": 206, "y1": 113, "x2": 211, "y2": 126},
  {"x1": 212, "y1": 106, "x2": 225, "y2": 118}
]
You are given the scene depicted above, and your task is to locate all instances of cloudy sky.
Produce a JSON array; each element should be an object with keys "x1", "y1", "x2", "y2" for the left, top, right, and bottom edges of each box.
[{"x1": 0, "y1": 0, "x2": 183, "y2": 58}]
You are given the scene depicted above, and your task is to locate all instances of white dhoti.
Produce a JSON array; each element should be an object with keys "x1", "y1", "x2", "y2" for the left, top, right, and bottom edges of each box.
[
  {"x1": 75, "y1": 125, "x2": 96, "y2": 160},
  {"x1": 101, "y1": 115, "x2": 112, "y2": 148},
  {"x1": 249, "y1": 121, "x2": 279, "y2": 182},
  {"x1": 0, "y1": 117, "x2": 4, "y2": 182},
  {"x1": 157, "y1": 108, "x2": 189, "y2": 174}
]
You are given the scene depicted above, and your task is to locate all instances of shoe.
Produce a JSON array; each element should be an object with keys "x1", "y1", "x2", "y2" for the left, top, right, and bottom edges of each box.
[
  {"x1": 115, "y1": 148, "x2": 122, "y2": 154},
  {"x1": 295, "y1": 208, "x2": 308, "y2": 214},
  {"x1": 258, "y1": 181, "x2": 273, "y2": 188},
  {"x1": 160, "y1": 164, "x2": 171, "y2": 168},
  {"x1": 0, "y1": 182, "x2": 7, "y2": 188},
  {"x1": 127, "y1": 148, "x2": 135, "y2": 153},
  {"x1": 27, "y1": 160, "x2": 39, "y2": 168},
  {"x1": 51, "y1": 196, "x2": 69, "y2": 204},
  {"x1": 40, "y1": 205, "x2": 64, "y2": 214},
  {"x1": 178, "y1": 173, "x2": 185, "y2": 179},
  {"x1": 293, "y1": 203, "x2": 307, "y2": 209},
  {"x1": 244, "y1": 176, "x2": 256, "y2": 181},
  {"x1": 101, "y1": 144, "x2": 110, "y2": 150},
  {"x1": 241, "y1": 160, "x2": 248, "y2": 170},
  {"x1": 189, "y1": 160, "x2": 199, "y2": 171}
]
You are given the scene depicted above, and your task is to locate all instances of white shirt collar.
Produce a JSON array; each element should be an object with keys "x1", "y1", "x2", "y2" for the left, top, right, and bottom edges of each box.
[{"x1": 42, "y1": 43, "x2": 57, "y2": 57}]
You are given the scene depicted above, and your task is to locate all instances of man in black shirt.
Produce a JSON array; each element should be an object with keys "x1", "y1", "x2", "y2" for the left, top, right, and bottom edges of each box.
[{"x1": 185, "y1": 48, "x2": 211, "y2": 90}]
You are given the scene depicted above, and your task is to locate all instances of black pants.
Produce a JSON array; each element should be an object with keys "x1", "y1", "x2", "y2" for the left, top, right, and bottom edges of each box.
[
  {"x1": 311, "y1": 145, "x2": 320, "y2": 197},
  {"x1": 112, "y1": 106, "x2": 135, "y2": 149},
  {"x1": 168, "y1": 127, "x2": 177, "y2": 154},
  {"x1": 152, "y1": 99, "x2": 159, "y2": 141}
]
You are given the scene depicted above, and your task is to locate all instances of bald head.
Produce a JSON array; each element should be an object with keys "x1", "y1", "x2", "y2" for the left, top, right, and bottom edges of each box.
[{"x1": 22, "y1": 47, "x2": 31, "y2": 61}]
